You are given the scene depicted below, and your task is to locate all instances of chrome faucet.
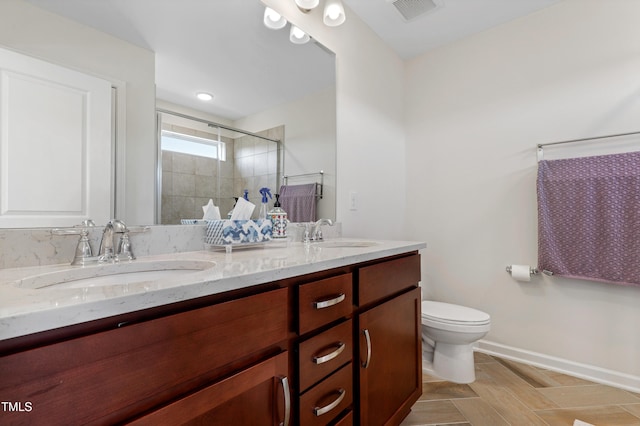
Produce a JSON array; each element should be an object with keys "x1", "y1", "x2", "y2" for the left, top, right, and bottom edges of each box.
[
  {"x1": 99, "y1": 219, "x2": 131, "y2": 262},
  {"x1": 302, "y1": 218, "x2": 334, "y2": 242},
  {"x1": 312, "y1": 218, "x2": 333, "y2": 241},
  {"x1": 52, "y1": 219, "x2": 145, "y2": 265}
]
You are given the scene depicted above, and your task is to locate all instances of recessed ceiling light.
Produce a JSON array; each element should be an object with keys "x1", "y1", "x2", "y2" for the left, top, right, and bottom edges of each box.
[{"x1": 196, "y1": 92, "x2": 213, "y2": 101}]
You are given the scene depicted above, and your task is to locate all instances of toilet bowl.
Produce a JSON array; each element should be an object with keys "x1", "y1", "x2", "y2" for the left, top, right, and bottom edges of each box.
[{"x1": 421, "y1": 301, "x2": 490, "y2": 384}]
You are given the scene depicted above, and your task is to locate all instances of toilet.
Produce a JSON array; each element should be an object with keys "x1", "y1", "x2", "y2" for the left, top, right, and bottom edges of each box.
[{"x1": 421, "y1": 301, "x2": 491, "y2": 384}]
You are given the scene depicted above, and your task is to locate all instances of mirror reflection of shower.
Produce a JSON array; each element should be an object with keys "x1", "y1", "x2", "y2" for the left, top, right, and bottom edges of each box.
[{"x1": 156, "y1": 110, "x2": 282, "y2": 225}]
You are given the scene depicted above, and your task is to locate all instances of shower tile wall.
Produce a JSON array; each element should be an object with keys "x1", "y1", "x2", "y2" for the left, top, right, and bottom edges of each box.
[
  {"x1": 233, "y1": 125, "x2": 283, "y2": 209},
  {"x1": 161, "y1": 124, "x2": 235, "y2": 224},
  {"x1": 160, "y1": 124, "x2": 283, "y2": 225}
]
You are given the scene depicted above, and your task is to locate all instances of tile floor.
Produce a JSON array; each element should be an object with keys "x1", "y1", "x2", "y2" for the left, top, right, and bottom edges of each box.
[{"x1": 401, "y1": 353, "x2": 640, "y2": 426}]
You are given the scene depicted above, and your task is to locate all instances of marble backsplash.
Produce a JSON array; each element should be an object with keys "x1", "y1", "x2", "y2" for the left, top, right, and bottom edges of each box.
[{"x1": 0, "y1": 222, "x2": 341, "y2": 270}]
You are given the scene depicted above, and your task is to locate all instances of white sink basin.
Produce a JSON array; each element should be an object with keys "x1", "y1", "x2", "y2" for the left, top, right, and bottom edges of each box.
[
  {"x1": 13, "y1": 259, "x2": 217, "y2": 290},
  {"x1": 314, "y1": 241, "x2": 379, "y2": 248}
]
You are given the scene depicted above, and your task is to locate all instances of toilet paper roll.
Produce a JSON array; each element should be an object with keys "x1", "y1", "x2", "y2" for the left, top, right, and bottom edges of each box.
[{"x1": 510, "y1": 264, "x2": 531, "y2": 282}]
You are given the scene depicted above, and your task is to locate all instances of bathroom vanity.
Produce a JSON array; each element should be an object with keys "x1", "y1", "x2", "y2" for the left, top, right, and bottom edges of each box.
[{"x1": 0, "y1": 239, "x2": 424, "y2": 425}]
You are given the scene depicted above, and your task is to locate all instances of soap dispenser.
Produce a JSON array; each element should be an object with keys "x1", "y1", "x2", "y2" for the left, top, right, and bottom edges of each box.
[
  {"x1": 258, "y1": 187, "x2": 272, "y2": 220},
  {"x1": 268, "y1": 193, "x2": 288, "y2": 238}
]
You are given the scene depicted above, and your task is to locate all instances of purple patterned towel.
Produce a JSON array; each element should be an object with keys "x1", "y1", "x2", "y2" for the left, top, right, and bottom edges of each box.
[
  {"x1": 537, "y1": 151, "x2": 640, "y2": 286},
  {"x1": 279, "y1": 184, "x2": 317, "y2": 222}
]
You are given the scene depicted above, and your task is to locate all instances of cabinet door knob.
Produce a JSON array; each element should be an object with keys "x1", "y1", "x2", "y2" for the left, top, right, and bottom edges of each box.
[
  {"x1": 278, "y1": 376, "x2": 291, "y2": 426},
  {"x1": 313, "y1": 388, "x2": 346, "y2": 417},
  {"x1": 313, "y1": 342, "x2": 346, "y2": 365},
  {"x1": 361, "y1": 328, "x2": 372, "y2": 369},
  {"x1": 313, "y1": 293, "x2": 346, "y2": 309}
]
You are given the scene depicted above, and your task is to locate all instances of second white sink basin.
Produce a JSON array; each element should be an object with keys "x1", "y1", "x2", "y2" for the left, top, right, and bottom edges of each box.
[{"x1": 13, "y1": 259, "x2": 217, "y2": 290}]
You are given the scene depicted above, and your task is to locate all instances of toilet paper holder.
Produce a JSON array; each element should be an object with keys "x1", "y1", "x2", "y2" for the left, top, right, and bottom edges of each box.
[{"x1": 505, "y1": 265, "x2": 539, "y2": 276}]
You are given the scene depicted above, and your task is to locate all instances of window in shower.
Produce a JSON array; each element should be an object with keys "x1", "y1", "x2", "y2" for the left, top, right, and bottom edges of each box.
[{"x1": 161, "y1": 130, "x2": 226, "y2": 161}]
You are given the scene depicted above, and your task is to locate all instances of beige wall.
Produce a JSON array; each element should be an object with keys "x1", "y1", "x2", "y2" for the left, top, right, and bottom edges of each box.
[
  {"x1": 263, "y1": 0, "x2": 406, "y2": 238},
  {"x1": 405, "y1": 0, "x2": 640, "y2": 390}
]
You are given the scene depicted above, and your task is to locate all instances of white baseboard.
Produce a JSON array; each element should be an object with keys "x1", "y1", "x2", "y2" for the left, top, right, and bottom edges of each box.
[{"x1": 475, "y1": 339, "x2": 640, "y2": 394}]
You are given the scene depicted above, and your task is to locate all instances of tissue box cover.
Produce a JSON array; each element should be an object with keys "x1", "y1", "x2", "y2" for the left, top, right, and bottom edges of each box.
[
  {"x1": 205, "y1": 219, "x2": 272, "y2": 245},
  {"x1": 180, "y1": 219, "x2": 206, "y2": 225}
]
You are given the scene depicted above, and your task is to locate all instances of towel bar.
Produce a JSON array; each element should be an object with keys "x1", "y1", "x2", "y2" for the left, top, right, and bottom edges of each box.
[{"x1": 282, "y1": 170, "x2": 324, "y2": 199}]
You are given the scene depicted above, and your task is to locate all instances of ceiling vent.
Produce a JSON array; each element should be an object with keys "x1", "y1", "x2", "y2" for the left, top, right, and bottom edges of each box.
[{"x1": 386, "y1": 0, "x2": 441, "y2": 22}]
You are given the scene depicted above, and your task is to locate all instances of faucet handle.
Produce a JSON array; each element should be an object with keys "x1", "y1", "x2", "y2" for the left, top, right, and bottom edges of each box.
[
  {"x1": 72, "y1": 228, "x2": 95, "y2": 266},
  {"x1": 117, "y1": 230, "x2": 135, "y2": 261},
  {"x1": 51, "y1": 219, "x2": 96, "y2": 235},
  {"x1": 311, "y1": 218, "x2": 334, "y2": 241},
  {"x1": 296, "y1": 222, "x2": 313, "y2": 243},
  {"x1": 51, "y1": 220, "x2": 97, "y2": 265}
]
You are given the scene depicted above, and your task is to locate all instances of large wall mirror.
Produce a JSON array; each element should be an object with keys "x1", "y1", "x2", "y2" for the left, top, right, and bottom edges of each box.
[{"x1": 1, "y1": 0, "x2": 336, "y2": 228}]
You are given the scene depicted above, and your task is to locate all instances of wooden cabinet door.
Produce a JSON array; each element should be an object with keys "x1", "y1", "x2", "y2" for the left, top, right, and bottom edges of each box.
[
  {"x1": 358, "y1": 287, "x2": 422, "y2": 426},
  {"x1": 128, "y1": 351, "x2": 291, "y2": 426}
]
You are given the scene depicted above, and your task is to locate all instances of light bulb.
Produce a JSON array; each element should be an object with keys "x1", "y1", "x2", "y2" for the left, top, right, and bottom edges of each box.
[
  {"x1": 264, "y1": 7, "x2": 287, "y2": 30},
  {"x1": 323, "y1": 0, "x2": 346, "y2": 27},
  {"x1": 290, "y1": 25, "x2": 310, "y2": 44},
  {"x1": 326, "y1": 6, "x2": 340, "y2": 20},
  {"x1": 295, "y1": 0, "x2": 319, "y2": 10}
]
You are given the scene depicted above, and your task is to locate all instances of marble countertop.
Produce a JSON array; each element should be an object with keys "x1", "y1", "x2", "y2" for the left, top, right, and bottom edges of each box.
[{"x1": 0, "y1": 238, "x2": 425, "y2": 341}]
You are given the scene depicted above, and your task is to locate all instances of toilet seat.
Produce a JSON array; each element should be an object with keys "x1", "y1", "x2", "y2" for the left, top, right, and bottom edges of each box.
[{"x1": 421, "y1": 301, "x2": 490, "y2": 326}]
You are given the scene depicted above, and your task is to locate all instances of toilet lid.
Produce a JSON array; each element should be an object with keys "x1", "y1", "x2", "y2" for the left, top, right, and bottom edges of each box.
[{"x1": 421, "y1": 301, "x2": 490, "y2": 325}]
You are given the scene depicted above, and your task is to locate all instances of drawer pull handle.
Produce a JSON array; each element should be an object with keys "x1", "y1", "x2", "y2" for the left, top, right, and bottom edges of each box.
[
  {"x1": 278, "y1": 376, "x2": 291, "y2": 426},
  {"x1": 361, "y1": 328, "x2": 372, "y2": 369},
  {"x1": 313, "y1": 342, "x2": 346, "y2": 364},
  {"x1": 313, "y1": 388, "x2": 346, "y2": 417},
  {"x1": 314, "y1": 293, "x2": 345, "y2": 309}
]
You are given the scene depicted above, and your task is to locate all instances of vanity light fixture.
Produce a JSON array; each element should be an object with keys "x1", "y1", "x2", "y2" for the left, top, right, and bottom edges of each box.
[
  {"x1": 290, "y1": 25, "x2": 310, "y2": 44},
  {"x1": 196, "y1": 92, "x2": 213, "y2": 101},
  {"x1": 264, "y1": 6, "x2": 288, "y2": 29},
  {"x1": 263, "y1": 0, "x2": 345, "y2": 44},
  {"x1": 292, "y1": 0, "x2": 346, "y2": 26}
]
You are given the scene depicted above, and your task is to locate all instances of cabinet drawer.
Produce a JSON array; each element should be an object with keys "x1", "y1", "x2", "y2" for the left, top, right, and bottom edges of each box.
[
  {"x1": 0, "y1": 288, "x2": 288, "y2": 425},
  {"x1": 299, "y1": 319, "x2": 352, "y2": 392},
  {"x1": 300, "y1": 363, "x2": 353, "y2": 426},
  {"x1": 358, "y1": 254, "x2": 421, "y2": 306},
  {"x1": 299, "y1": 273, "x2": 352, "y2": 335}
]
